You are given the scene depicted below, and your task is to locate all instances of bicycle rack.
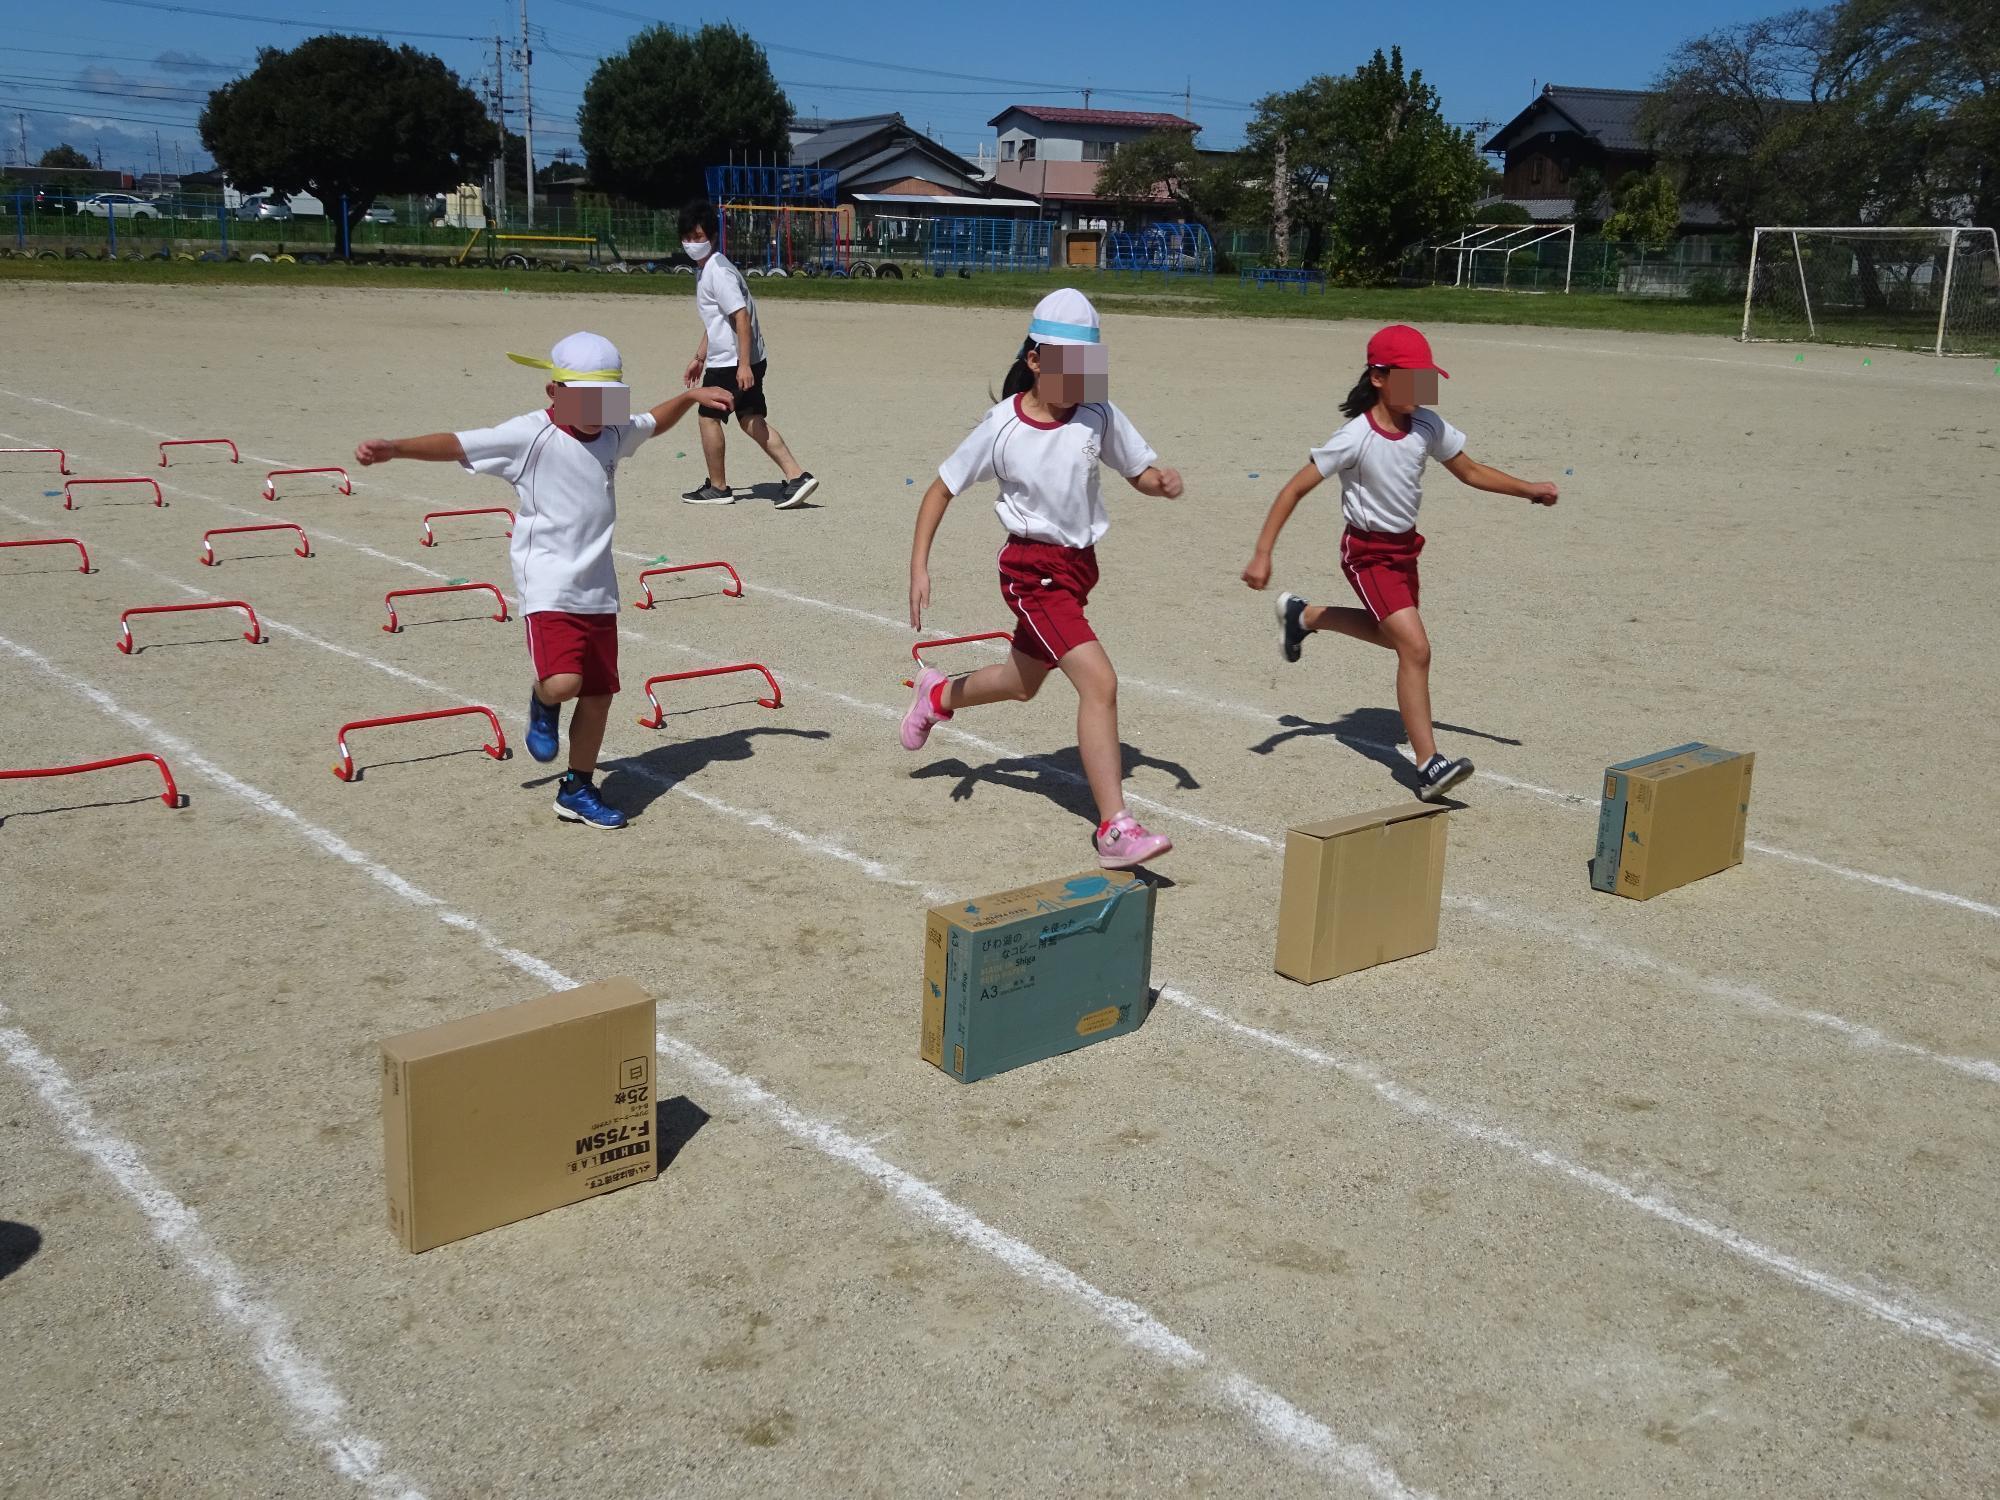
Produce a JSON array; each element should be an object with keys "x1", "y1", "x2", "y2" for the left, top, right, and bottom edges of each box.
[
  {"x1": 636, "y1": 663, "x2": 782, "y2": 727},
  {"x1": 332, "y1": 705, "x2": 508, "y2": 782},
  {"x1": 382, "y1": 582, "x2": 509, "y2": 633},
  {"x1": 118, "y1": 599, "x2": 262, "y2": 653},
  {"x1": 159, "y1": 438, "x2": 241, "y2": 466},
  {"x1": 421, "y1": 507, "x2": 515, "y2": 547},
  {"x1": 633, "y1": 560, "x2": 744, "y2": 609},
  {"x1": 0, "y1": 537, "x2": 90, "y2": 573},
  {"x1": 262, "y1": 466, "x2": 351, "y2": 501},
  {"x1": 0, "y1": 752, "x2": 180, "y2": 808},
  {"x1": 0, "y1": 447, "x2": 72, "y2": 475},
  {"x1": 64, "y1": 476, "x2": 163, "y2": 510},
  {"x1": 201, "y1": 522, "x2": 310, "y2": 566},
  {"x1": 904, "y1": 630, "x2": 1012, "y2": 686}
]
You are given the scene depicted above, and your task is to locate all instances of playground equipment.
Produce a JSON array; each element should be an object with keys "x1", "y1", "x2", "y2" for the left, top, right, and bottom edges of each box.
[
  {"x1": 263, "y1": 467, "x2": 350, "y2": 500},
  {"x1": 159, "y1": 438, "x2": 240, "y2": 466},
  {"x1": 704, "y1": 164, "x2": 847, "y2": 277},
  {"x1": 64, "y1": 477, "x2": 163, "y2": 510},
  {"x1": 904, "y1": 631, "x2": 1011, "y2": 686},
  {"x1": 201, "y1": 523, "x2": 310, "y2": 566},
  {"x1": 635, "y1": 663, "x2": 782, "y2": 728},
  {"x1": 634, "y1": 560, "x2": 743, "y2": 609},
  {"x1": 454, "y1": 226, "x2": 623, "y2": 270},
  {"x1": 1103, "y1": 221, "x2": 1213, "y2": 277},
  {"x1": 0, "y1": 446, "x2": 71, "y2": 475},
  {"x1": 421, "y1": 507, "x2": 514, "y2": 547},
  {"x1": 923, "y1": 217, "x2": 1052, "y2": 275},
  {"x1": 0, "y1": 753, "x2": 180, "y2": 809},
  {"x1": 118, "y1": 600, "x2": 262, "y2": 653},
  {"x1": 1, "y1": 536, "x2": 90, "y2": 573},
  {"x1": 1239, "y1": 264, "x2": 1325, "y2": 293},
  {"x1": 332, "y1": 705, "x2": 508, "y2": 782},
  {"x1": 382, "y1": 582, "x2": 509, "y2": 633}
]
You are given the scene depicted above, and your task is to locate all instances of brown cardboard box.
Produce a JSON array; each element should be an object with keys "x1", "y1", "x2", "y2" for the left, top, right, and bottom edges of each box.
[
  {"x1": 1275, "y1": 803, "x2": 1449, "y2": 984},
  {"x1": 1592, "y1": 743, "x2": 1754, "y2": 900},
  {"x1": 381, "y1": 977, "x2": 657, "y2": 1253}
]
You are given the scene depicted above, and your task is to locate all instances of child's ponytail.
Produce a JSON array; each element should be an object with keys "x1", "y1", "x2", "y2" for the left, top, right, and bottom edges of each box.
[
  {"x1": 999, "y1": 337, "x2": 1038, "y2": 399},
  {"x1": 1339, "y1": 367, "x2": 1383, "y2": 420}
]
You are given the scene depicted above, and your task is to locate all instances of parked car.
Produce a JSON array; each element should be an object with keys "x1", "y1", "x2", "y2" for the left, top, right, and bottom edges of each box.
[
  {"x1": 77, "y1": 192, "x2": 159, "y2": 219},
  {"x1": 234, "y1": 196, "x2": 292, "y2": 222},
  {"x1": 362, "y1": 203, "x2": 396, "y2": 225},
  {"x1": 30, "y1": 185, "x2": 74, "y2": 213}
]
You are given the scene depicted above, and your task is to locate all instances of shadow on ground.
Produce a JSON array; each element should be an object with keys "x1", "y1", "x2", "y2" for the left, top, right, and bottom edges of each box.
[
  {"x1": 912, "y1": 742, "x2": 1198, "y2": 825},
  {"x1": 596, "y1": 724, "x2": 833, "y2": 816},
  {"x1": 1251, "y1": 706, "x2": 1520, "y2": 788}
]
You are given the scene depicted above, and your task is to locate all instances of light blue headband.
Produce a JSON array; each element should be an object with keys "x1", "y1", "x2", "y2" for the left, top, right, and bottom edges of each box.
[{"x1": 1028, "y1": 317, "x2": 1100, "y2": 344}]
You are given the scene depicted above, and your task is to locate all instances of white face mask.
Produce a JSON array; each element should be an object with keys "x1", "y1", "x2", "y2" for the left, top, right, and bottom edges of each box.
[{"x1": 682, "y1": 239, "x2": 713, "y2": 262}]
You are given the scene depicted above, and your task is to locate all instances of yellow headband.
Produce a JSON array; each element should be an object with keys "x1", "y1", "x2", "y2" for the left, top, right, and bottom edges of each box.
[{"x1": 506, "y1": 351, "x2": 623, "y2": 382}]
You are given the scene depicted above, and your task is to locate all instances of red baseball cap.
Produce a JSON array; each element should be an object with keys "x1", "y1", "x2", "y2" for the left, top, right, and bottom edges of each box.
[{"x1": 1366, "y1": 324, "x2": 1449, "y2": 378}]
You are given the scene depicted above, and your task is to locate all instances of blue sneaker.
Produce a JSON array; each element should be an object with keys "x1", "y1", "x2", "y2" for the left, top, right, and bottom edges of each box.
[
  {"x1": 554, "y1": 774, "x2": 627, "y2": 830},
  {"x1": 526, "y1": 690, "x2": 560, "y2": 763}
]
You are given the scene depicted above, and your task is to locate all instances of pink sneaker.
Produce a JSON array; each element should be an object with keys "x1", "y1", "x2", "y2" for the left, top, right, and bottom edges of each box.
[
  {"x1": 901, "y1": 667, "x2": 952, "y2": 750},
  {"x1": 1095, "y1": 812, "x2": 1172, "y2": 869}
]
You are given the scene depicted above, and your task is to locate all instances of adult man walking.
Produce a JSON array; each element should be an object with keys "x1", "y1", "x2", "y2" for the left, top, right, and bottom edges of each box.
[{"x1": 677, "y1": 201, "x2": 820, "y2": 509}]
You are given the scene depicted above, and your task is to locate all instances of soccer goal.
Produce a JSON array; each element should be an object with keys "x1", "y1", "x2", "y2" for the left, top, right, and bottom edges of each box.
[
  {"x1": 1740, "y1": 226, "x2": 2000, "y2": 356},
  {"x1": 1424, "y1": 222, "x2": 1576, "y2": 294}
]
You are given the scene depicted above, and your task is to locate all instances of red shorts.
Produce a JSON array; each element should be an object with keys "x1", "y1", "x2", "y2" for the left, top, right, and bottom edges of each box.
[
  {"x1": 1340, "y1": 525, "x2": 1424, "y2": 621},
  {"x1": 525, "y1": 610, "x2": 620, "y2": 696},
  {"x1": 999, "y1": 537, "x2": 1099, "y2": 665}
]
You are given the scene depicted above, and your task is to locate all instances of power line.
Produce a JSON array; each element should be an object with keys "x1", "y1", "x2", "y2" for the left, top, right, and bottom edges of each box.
[
  {"x1": 82, "y1": 0, "x2": 489, "y2": 43},
  {"x1": 0, "y1": 96, "x2": 211, "y2": 131},
  {"x1": 6, "y1": 45, "x2": 250, "y2": 71}
]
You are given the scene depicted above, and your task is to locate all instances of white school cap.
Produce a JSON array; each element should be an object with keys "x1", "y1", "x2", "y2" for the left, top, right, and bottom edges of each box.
[
  {"x1": 1028, "y1": 287, "x2": 1101, "y2": 347},
  {"x1": 505, "y1": 330, "x2": 628, "y2": 388}
]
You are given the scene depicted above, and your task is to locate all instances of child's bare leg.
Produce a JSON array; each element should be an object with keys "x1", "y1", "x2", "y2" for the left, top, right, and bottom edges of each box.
[
  {"x1": 1303, "y1": 603, "x2": 1385, "y2": 645},
  {"x1": 940, "y1": 648, "x2": 1051, "y2": 710},
  {"x1": 739, "y1": 414, "x2": 804, "y2": 481},
  {"x1": 1377, "y1": 608, "x2": 1437, "y2": 762},
  {"x1": 699, "y1": 417, "x2": 729, "y2": 488},
  {"x1": 537, "y1": 672, "x2": 582, "y2": 706},
  {"x1": 565, "y1": 694, "x2": 613, "y2": 775},
  {"x1": 1055, "y1": 642, "x2": 1124, "y2": 825}
]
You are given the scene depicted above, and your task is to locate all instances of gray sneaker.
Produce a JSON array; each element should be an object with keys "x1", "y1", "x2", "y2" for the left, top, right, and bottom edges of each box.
[
  {"x1": 775, "y1": 472, "x2": 820, "y2": 510},
  {"x1": 681, "y1": 482, "x2": 734, "y2": 505}
]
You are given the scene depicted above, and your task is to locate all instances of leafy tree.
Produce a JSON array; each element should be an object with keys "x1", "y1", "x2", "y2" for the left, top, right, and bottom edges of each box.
[
  {"x1": 200, "y1": 35, "x2": 496, "y2": 231},
  {"x1": 578, "y1": 23, "x2": 789, "y2": 209},
  {"x1": 1478, "y1": 201, "x2": 1532, "y2": 225},
  {"x1": 37, "y1": 144, "x2": 93, "y2": 171},
  {"x1": 1247, "y1": 48, "x2": 1487, "y2": 283},
  {"x1": 1603, "y1": 168, "x2": 1682, "y2": 245},
  {"x1": 1094, "y1": 130, "x2": 1255, "y2": 229},
  {"x1": 1567, "y1": 164, "x2": 1608, "y2": 231}
]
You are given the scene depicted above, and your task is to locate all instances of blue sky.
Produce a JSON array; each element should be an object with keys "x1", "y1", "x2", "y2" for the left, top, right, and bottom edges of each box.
[{"x1": 5, "y1": 0, "x2": 1781, "y2": 177}]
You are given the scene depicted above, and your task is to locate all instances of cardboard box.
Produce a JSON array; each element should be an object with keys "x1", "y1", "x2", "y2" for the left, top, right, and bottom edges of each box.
[
  {"x1": 1592, "y1": 743, "x2": 1754, "y2": 901},
  {"x1": 381, "y1": 977, "x2": 657, "y2": 1253},
  {"x1": 922, "y1": 870, "x2": 1156, "y2": 1083},
  {"x1": 1275, "y1": 803, "x2": 1450, "y2": 984}
]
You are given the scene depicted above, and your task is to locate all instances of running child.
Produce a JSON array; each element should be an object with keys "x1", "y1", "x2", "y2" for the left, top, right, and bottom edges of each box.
[
  {"x1": 354, "y1": 331, "x2": 734, "y2": 829},
  {"x1": 1240, "y1": 324, "x2": 1558, "y2": 801},
  {"x1": 903, "y1": 289, "x2": 1184, "y2": 870}
]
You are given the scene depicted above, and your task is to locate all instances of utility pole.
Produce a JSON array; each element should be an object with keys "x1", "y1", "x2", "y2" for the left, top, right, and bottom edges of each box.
[
  {"x1": 16, "y1": 113, "x2": 27, "y2": 167},
  {"x1": 518, "y1": 0, "x2": 535, "y2": 225},
  {"x1": 492, "y1": 34, "x2": 508, "y2": 228},
  {"x1": 1082, "y1": 88, "x2": 1091, "y2": 110}
]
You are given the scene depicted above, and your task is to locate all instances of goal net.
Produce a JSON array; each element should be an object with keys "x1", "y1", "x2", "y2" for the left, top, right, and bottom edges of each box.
[{"x1": 1740, "y1": 226, "x2": 2000, "y2": 355}]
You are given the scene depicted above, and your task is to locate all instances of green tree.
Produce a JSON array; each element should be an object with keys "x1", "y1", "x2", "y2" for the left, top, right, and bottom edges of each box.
[
  {"x1": 37, "y1": 143, "x2": 93, "y2": 170},
  {"x1": 1567, "y1": 164, "x2": 1608, "y2": 231},
  {"x1": 1603, "y1": 167, "x2": 1682, "y2": 246},
  {"x1": 1247, "y1": 48, "x2": 1487, "y2": 283},
  {"x1": 1094, "y1": 130, "x2": 1255, "y2": 229},
  {"x1": 578, "y1": 23, "x2": 789, "y2": 209},
  {"x1": 200, "y1": 35, "x2": 495, "y2": 231}
]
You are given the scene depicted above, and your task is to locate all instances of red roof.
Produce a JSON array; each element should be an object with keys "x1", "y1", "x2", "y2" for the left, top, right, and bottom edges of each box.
[{"x1": 989, "y1": 105, "x2": 1198, "y2": 131}]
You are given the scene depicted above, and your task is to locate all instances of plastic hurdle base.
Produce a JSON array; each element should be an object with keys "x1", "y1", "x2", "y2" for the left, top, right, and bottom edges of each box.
[
  {"x1": 420, "y1": 508, "x2": 515, "y2": 547},
  {"x1": 0, "y1": 447, "x2": 72, "y2": 475},
  {"x1": 0, "y1": 753, "x2": 180, "y2": 809},
  {"x1": 159, "y1": 438, "x2": 241, "y2": 466},
  {"x1": 0, "y1": 537, "x2": 91, "y2": 573},
  {"x1": 118, "y1": 600, "x2": 262, "y2": 654},
  {"x1": 636, "y1": 664, "x2": 782, "y2": 728},
  {"x1": 332, "y1": 706, "x2": 509, "y2": 782},
  {"x1": 262, "y1": 466, "x2": 351, "y2": 501},
  {"x1": 381, "y1": 582, "x2": 510, "y2": 633},
  {"x1": 64, "y1": 477, "x2": 164, "y2": 511},
  {"x1": 633, "y1": 560, "x2": 744, "y2": 609},
  {"x1": 201, "y1": 523, "x2": 310, "y2": 567}
]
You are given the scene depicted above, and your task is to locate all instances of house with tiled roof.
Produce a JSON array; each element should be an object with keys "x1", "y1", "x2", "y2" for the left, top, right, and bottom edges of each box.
[
  {"x1": 988, "y1": 104, "x2": 1199, "y2": 234},
  {"x1": 1482, "y1": 84, "x2": 1727, "y2": 229}
]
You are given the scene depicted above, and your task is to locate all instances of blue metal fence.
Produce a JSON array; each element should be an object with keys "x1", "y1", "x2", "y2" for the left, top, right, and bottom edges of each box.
[{"x1": 923, "y1": 217, "x2": 1053, "y2": 273}]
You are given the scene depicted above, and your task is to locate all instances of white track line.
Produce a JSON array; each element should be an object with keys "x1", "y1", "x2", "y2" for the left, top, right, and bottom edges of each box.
[
  {"x1": 0, "y1": 631, "x2": 1421, "y2": 1499},
  {"x1": 0, "y1": 1007, "x2": 427, "y2": 1500},
  {"x1": 7, "y1": 381, "x2": 1991, "y2": 922}
]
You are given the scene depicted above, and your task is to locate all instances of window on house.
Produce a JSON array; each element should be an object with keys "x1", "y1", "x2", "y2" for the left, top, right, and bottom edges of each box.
[
  {"x1": 1083, "y1": 140, "x2": 1117, "y2": 162},
  {"x1": 1002, "y1": 139, "x2": 1015, "y2": 162},
  {"x1": 1019, "y1": 138, "x2": 1037, "y2": 162},
  {"x1": 1530, "y1": 156, "x2": 1544, "y2": 187}
]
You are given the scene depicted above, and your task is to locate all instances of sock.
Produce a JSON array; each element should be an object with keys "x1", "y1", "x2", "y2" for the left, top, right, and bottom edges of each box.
[
  {"x1": 563, "y1": 769, "x2": 592, "y2": 787},
  {"x1": 928, "y1": 679, "x2": 954, "y2": 718}
]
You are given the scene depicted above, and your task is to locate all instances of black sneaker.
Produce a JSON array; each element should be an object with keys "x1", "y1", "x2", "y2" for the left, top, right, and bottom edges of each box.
[
  {"x1": 1275, "y1": 591, "x2": 1309, "y2": 664},
  {"x1": 1415, "y1": 752, "x2": 1474, "y2": 802},
  {"x1": 681, "y1": 482, "x2": 734, "y2": 505},
  {"x1": 774, "y1": 472, "x2": 820, "y2": 510}
]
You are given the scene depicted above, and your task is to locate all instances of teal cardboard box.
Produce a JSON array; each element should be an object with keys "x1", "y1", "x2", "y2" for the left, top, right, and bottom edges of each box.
[
  {"x1": 1592, "y1": 742, "x2": 1754, "y2": 900},
  {"x1": 922, "y1": 871, "x2": 1156, "y2": 1084}
]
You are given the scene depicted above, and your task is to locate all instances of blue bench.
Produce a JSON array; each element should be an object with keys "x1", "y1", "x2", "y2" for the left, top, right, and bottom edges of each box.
[{"x1": 1239, "y1": 265, "x2": 1326, "y2": 294}]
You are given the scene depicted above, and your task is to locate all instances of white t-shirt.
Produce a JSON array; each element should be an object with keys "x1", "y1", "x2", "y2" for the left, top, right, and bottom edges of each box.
[
  {"x1": 1309, "y1": 408, "x2": 1466, "y2": 534},
  {"x1": 937, "y1": 395, "x2": 1157, "y2": 549},
  {"x1": 456, "y1": 409, "x2": 657, "y2": 615},
  {"x1": 695, "y1": 251, "x2": 766, "y2": 368}
]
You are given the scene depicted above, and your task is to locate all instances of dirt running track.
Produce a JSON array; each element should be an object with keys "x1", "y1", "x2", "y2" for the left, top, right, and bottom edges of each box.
[{"x1": 1, "y1": 283, "x2": 1997, "y2": 1499}]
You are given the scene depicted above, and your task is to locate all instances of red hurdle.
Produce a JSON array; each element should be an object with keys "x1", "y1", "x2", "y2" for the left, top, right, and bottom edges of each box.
[
  {"x1": 0, "y1": 447, "x2": 71, "y2": 475},
  {"x1": 262, "y1": 466, "x2": 351, "y2": 501},
  {"x1": 0, "y1": 537, "x2": 90, "y2": 573},
  {"x1": 636, "y1": 663, "x2": 782, "y2": 727},
  {"x1": 332, "y1": 706, "x2": 508, "y2": 782},
  {"x1": 201, "y1": 522, "x2": 310, "y2": 566},
  {"x1": 159, "y1": 438, "x2": 240, "y2": 466},
  {"x1": 0, "y1": 753, "x2": 180, "y2": 809},
  {"x1": 382, "y1": 582, "x2": 509, "y2": 633},
  {"x1": 421, "y1": 507, "x2": 515, "y2": 547},
  {"x1": 64, "y1": 477, "x2": 163, "y2": 510},
  {"x1": 904, "y1": 631, "x2": 1013, "y2": 686},
  {"x1": 118, "y1": 600, "x2": 262, "y2": 654},
  {"x1": 633, "y1": 560, "x2": 744, "y2": 609}
]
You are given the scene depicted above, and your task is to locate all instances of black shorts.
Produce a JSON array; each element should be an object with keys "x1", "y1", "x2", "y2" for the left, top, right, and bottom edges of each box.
[{"x1": 700, "y1": 360, "x2": 768, "y2": 422}]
